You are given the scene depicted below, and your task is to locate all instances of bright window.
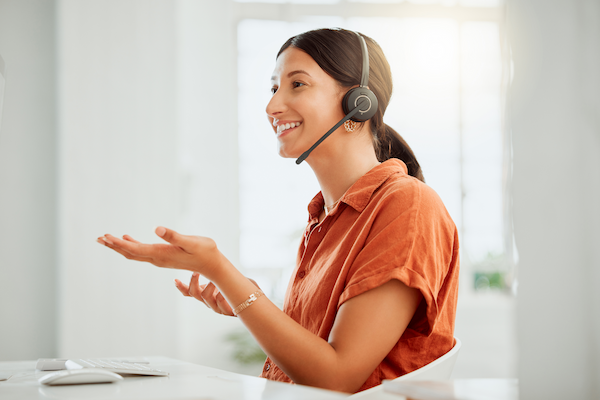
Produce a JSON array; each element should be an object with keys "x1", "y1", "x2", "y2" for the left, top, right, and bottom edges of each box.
[{"x1": 236, "y1": 2, "x2": 509, "y2": 301}]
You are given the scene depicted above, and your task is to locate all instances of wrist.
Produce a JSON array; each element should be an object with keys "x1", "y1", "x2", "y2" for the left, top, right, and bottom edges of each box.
[
  {"x1": 202, "y1": 249, "x2": 236, "y2": 283},
  {"x1": 232, "y1": 290, "x2": 264, "y2": 316},
  {"x1": 206, "y1": 254, "x2": 261, "y2": 312}
]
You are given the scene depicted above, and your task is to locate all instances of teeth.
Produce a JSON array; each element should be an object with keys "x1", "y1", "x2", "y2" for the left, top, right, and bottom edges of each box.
[{"x1": 277, "y1": 122, "x2": 301, "y2": 134}]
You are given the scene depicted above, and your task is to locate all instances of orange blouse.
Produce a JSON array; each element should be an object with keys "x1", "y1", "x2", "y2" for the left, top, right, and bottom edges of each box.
[{"x1": 260, "y1": 159, "x2": 460, "y2": 392}]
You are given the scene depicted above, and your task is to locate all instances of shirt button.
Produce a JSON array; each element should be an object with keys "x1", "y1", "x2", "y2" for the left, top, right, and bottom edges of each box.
[
  {"x1": 265, "y1": 363, "x2": 270, "y2": 371},
  {"x1": 298, "y1": 271, "x2": 306, "y2": 279}
]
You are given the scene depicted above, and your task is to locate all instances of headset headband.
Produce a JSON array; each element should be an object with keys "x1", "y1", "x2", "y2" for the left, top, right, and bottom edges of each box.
[{"x1": 355, "y1": 32, "x2": 369, "y2": 88}]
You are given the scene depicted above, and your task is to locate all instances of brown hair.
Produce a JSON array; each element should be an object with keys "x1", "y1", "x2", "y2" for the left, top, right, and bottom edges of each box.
[{"x1": 277, "y1": 28, "x2": 425, "y2": 182}]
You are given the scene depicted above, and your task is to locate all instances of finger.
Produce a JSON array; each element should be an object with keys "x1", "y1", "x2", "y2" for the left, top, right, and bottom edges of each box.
[
  {"x1": 248, "y1": 278, "x2": 261, "y2": 290},
  {"x1": 97, "y1": 237, "x2": 154, "y2": 263},
  {"x1": 187, "y1": 274, "x2": 210, "y2": 309},
  {"x1": 155, "y1": 227, "x2": 218, "y2": 256},
  {"x1": 201, "y1": 282, "x2": 220, "y2": 313},
  {"x1": 215, "y1": 292, "x2": 234, "y2": 316},
  {"x1": 155, "y1": 227, "x2": 191, "y2": 252},
  {"x1": 103, "y1": 234, "x2": 151, "y2": 255},
  {"x1": 97, "y1": 236, "x2": 146, "y2": 259},
  {"x1": 174, "y1": 279, "x2": 191, "y2": 297},
  {"x1": 104, "y1": 234, "x2": 174, "y2": 263},
  {"x1": 123, "y1": 234, "x2": 142, "y2": 244},
  {"x1": 187, "y1": 272, "x2": 201, "y2": 299}
]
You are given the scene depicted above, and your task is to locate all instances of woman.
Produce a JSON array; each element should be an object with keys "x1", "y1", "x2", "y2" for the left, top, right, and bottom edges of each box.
[{"x1": 98, "y1": 28, "x2": 459, "y2": 393}]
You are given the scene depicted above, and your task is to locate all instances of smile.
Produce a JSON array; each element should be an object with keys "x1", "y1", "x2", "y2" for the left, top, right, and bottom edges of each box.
[{"x1": 276, "y1": 122, "x2": 301, "y2": 134}]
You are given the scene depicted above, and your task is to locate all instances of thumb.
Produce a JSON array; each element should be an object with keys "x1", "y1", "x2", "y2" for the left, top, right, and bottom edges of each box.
[{"x1": 155, "y1": 226, "x2": 189, "y2": 247}]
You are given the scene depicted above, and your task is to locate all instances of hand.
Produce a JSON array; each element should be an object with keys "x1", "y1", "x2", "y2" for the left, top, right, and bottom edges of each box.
[
  {"x1": 174, "y1": 272, "x2": 235, "y2": 316},
  {"x1": 174, "y1": 275, "x2": 262, "y2": 317},
  {"x1": 97, "y1": 227, "x2": 225, "y2": 279}
]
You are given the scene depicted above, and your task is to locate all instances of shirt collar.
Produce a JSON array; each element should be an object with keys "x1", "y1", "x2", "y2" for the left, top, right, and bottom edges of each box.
[{"x1": 307, "y1": 159, "x2": 408, "y2": 220}]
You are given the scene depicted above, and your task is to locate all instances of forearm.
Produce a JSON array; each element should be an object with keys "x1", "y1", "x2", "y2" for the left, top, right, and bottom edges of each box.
[
  {"x1": 97, "y1": 229, "x2": 407, "y2": 393},
  {"x1": 208, "y1": 255, "x2": 352, "y2": 392},
  {"x1": 97, "y1": 229, "x2": 343, "y2": 386}
]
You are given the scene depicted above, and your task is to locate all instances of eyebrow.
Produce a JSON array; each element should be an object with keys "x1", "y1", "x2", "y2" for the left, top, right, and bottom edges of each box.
[{"x1": 271, "y1": 70, "x2": 312, "y2": 81}]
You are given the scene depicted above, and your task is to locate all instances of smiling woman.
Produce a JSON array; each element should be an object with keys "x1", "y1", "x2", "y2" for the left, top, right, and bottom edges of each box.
[{"x1": 98, "y1": 28, "x2": 459, "y2": 394}]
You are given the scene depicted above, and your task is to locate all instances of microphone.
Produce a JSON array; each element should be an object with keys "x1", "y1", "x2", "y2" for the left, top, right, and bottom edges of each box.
[{"x1": 295, "y1": 98, "x2": 367, "y2": 165}]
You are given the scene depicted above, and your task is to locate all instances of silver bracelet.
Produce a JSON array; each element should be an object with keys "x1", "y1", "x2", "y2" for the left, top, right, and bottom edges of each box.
[{"x1": 233, "y1": 290, "x2": 264, "y2": 316}]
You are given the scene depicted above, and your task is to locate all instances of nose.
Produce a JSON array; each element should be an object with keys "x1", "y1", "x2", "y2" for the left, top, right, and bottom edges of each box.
[{"x1": 265, "y1": 89, "x2": 287, "y2": 121}]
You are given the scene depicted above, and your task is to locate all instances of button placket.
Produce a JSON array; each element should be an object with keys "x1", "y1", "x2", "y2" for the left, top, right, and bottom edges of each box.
[
  {"x1": 299, "y1": 215, "x2": 333, "y2": 276},
  {"x1": 300, "y1": 221, "x2": 319, "y2": 265}
]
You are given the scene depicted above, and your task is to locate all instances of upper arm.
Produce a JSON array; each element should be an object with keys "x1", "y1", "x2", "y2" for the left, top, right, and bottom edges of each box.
[{"x1": 327, "y1": 279, "x2": 422, "y2": 393}]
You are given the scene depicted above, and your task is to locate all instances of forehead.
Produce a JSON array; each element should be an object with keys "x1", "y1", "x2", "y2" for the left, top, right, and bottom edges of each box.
[{"x1": 271, "y1": 47, "x2": 326, "y2": 81}]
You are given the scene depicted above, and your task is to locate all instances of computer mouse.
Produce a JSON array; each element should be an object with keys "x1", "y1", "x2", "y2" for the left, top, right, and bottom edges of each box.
[{"x1": 39, "y1": 368, "x2": 123, "y2": 385}]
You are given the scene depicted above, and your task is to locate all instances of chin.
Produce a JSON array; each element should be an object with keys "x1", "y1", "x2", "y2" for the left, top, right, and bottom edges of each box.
[
  {"x1": 277, "y1": 143, "x2": 302, "y2": 160},
  {"x1": 277, "y1": 148, "x2": 299, "y2": 159}
]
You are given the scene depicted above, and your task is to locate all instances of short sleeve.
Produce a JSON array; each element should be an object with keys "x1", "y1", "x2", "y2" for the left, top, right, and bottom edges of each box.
[{"x1": 338, "y1": 179, "x2": 457, "y2": 336}]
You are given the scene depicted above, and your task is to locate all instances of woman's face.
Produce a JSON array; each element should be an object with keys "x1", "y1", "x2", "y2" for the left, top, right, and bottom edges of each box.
[{"x1": 266, "y1": 47, "x2": 346, "y2": 160}]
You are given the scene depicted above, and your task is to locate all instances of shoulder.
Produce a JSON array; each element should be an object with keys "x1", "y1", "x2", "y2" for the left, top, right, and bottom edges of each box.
[
  {"x1": 373, "y1": 170, "x2": 450, "y2": 222},
  {"x1": 361, "y1": 170, "x2": 457, "y2": 259},
  {"x1": 342, "y1": 159, "x2": 455, "y2": 237}
]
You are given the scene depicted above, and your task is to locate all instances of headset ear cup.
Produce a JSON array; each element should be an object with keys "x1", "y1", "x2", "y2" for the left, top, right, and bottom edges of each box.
[{"x1": 342, "y1": 87, "x2": 379, "y2": 122}]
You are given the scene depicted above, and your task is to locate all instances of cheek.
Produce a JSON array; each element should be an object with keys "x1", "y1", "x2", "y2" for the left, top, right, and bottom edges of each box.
[
  {"x1": 313, "y1": 90, "x2": 345, "y2": 119},
  {"x1": 310, "y1": 104, "x2": 345, "y2": 130},
  {"x1": 296, "y1": 95, "x2": 343, "y2": 125}
]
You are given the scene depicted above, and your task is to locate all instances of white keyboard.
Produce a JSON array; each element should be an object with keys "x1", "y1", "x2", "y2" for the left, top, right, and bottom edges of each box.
[{"x1": 36, "y1": 358, "x2": 169, "y2": 377}]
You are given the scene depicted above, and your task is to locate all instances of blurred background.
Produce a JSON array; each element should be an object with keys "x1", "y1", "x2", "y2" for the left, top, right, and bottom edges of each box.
[{"x1": 0, "y1": 1, "x2": 598, "y2": 398}]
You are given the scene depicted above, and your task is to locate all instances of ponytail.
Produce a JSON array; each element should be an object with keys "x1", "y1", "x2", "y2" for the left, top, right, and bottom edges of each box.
[{"x1": 374, "y1": 124, "x2": 425, "y2": 183}]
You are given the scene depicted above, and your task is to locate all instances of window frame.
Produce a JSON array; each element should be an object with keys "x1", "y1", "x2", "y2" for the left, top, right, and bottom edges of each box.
[{"x1": 233, "y1": 0, "x2": 513, "y2": 297}]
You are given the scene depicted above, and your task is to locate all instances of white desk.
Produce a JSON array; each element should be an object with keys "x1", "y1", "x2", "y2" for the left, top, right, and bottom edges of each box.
[{"x1": 0, "y1": 356, "x2": 350, "y2": 400}]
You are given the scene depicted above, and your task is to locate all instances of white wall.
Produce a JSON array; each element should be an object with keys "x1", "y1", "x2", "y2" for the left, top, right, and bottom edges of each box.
[
  {"x1": 0, "y1": 0, "x2": 250, "y2": 373},
  {"x1": 0, "y1": 0, "x2": 58, "y2": 361},
  {"x1": 508, "y1": 0, "x2": 600, "y2": 398},
  {"x1": 174, "y1": 0, "x2": 246, "y2": 373},
  {"x1": 57, "y1": 0, "x2": 181, "y2": 359},
  {"x1": 56, "y1": 0, "x2": 243, "y2": 372}
]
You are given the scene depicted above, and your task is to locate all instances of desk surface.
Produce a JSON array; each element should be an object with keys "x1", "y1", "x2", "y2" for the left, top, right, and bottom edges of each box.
[
  {"x1": 0, "y1": 357, "x2": 518, "y2": 400},
  {"x1": 0, "y1": 356, "x2": 349, "y2": 400}
]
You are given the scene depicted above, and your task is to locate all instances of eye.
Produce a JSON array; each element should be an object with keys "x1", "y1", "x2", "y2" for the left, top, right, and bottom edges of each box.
[
  {"x1": 293, "y1": 81, "x2": 305, "y2": 89},
  {"x1": 271, "y1": 86, "x2": 278, "y2": 95}
]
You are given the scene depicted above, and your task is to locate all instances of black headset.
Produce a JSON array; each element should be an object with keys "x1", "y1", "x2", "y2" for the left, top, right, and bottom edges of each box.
[
  {"x1": 342, "y1": 32, "x2": 379, "y2": 122},
  {"x1": 296, "y1": 31, "x2": 379, "y2": 164}
]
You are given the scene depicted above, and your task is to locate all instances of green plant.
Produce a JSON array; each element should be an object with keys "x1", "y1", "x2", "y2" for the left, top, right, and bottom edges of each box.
[
  {"x1": 474, "y1": 271, "x2": 506, "y2": 290},
  {"x1": 225, "y1": 330, "x2": 267, "y2": 365},
  {"x1": 472, "y1": 252, "x2": 509, "y2": 291}
]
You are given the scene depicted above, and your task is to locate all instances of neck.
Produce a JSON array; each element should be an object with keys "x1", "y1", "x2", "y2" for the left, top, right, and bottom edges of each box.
[{"x1": 305, "y1": 132, "x2": 381, "y2": 209}]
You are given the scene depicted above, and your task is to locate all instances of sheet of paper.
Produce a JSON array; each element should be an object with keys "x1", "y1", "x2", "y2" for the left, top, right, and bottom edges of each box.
[{"x1": 0, "y1": 372, "x2": 13, "y2": 381}]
